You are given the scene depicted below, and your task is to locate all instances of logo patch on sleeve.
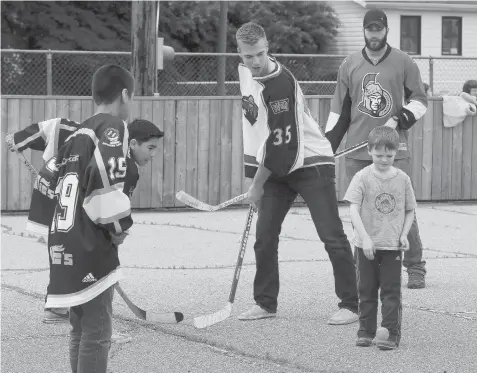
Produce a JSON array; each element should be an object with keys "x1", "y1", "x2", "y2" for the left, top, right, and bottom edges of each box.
[
  {"x1": 103, "y1": 128, "x2": 122, "y2": 147},
  {"x1": 269, "y1": 98, "x2": 289, "y2": 115},
  {"x1": 242, "y1": 95, "x2": 259, "y2": 125}
]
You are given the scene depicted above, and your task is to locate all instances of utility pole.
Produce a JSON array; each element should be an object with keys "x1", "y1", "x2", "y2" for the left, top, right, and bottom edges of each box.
[{"x1": 131, "y1": 0, "x2": 156, "y2": 96}]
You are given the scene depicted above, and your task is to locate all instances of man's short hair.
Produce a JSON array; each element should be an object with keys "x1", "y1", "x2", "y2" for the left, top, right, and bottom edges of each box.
[
  {"x1": 462, "y1": 79, "x2": 477, "y2": 94},
  {"x1": 236, "y1": 22, "x2": 267, "y2": 45},
  {"x1": 368, "y1": 126, "x2": 399, "y2": 151},
  {"x1": 128, "y1": 119, "x2": 164, "y2": 144},
  {"x1": 92, "y1": 64, "x2": 135, "y2": 105}
]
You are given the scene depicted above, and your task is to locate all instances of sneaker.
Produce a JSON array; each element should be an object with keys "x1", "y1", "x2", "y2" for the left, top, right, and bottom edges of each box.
[
  {"x1": 237, "y1": 304, "x2": 276, "y2": 321},
  {"x1": 43, "y1": 308, "x2": 69, "y2": 324},
  {"x1": 327, "y1": 308, "x2": 359, "y2": 325},
  {"x1": 356, "y1": 336, "x2": 373, "y2": 347},
  {"x1": 407, "y1": 271, "x2": 425, "y2": 289},
  {"x1": 373, "y1": 327, "x2": 398, "y2": 350},
  {"x1": 111, "y1": 332, "x2": 132, "y2": 344}
]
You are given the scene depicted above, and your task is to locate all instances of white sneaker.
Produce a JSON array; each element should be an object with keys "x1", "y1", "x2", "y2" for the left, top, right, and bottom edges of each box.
[
  {"x1": 327, "y1": 308, "x2": 358, "y2": 325},
  {"x1": 237, "y1": 304, "x2": 276, "y2": 321}
]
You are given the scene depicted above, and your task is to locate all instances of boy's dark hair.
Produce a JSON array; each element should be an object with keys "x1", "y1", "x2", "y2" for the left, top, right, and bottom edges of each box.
[
  {"x1": 128, "y1": 119, "x2": 164, "y2": 144},
  {"x1": 368, "y1": 126, "x2": 399, "y2": 151},
  {"x1": 92, "y1": 64, "x2": 135, "y2": 105},
  {"x1": 462, "y1": 79, "x2": 477, "y2": 94}
]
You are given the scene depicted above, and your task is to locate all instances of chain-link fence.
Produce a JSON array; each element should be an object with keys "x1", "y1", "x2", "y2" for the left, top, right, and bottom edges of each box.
[{"x1": 1, "y1": 49, "x2": 476, "y2": 96}]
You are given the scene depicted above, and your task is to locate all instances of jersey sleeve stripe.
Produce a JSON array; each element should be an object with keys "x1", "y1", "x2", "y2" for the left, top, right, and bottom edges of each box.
[
  {"x1": 14, "y1": 131, "x2": 44, "y2": 151},
  {"x1": 83, "y1": 188, "x2": 131, "y2": 224}
]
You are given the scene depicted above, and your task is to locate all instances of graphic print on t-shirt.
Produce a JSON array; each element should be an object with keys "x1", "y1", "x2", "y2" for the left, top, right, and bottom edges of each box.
[
  {"x1": 357, "y1": 73, "x2": 393, "y2": 118},
  {"x1": 375, "y1": 192, "x2": 396, "y2": 214}
]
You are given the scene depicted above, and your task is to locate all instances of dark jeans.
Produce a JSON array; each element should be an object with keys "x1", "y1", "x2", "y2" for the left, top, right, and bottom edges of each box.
[
  {"x1": 253, "y1": 165, "x2": 358, "y2": 313},
  {"x1": 345, "y1": 158, "x2": 426, "y2": 273},
  {"x1": 355, "y1": 248, "x2": 402, "y2": 344},
  {"x1": 69, "y1": 286, "x2": 114, "y2": 373}
]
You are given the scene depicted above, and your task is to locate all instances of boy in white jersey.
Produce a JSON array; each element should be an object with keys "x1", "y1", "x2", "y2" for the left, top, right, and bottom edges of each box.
[{"x1": 344, "y1": 126, "x2": 416, "y2": 350}]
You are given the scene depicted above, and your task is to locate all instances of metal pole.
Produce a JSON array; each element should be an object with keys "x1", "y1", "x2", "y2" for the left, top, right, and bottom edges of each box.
[
  {"x1": 217, "y1": 1, "x2": 228, "y2": 96},
  {"x1": 46, "y1": 51, "x2": 52, "y2": 95},
  {"x1": 155, "y1": 1, "x2": 160, "y2": 95}
]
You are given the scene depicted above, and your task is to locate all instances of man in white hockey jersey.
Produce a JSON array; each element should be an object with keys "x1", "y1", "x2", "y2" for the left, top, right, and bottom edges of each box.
[
  {"x1": 325, "y1": 9, "x2": 428, "y2": 289},
  {"x1": 236, "y1": 22, "x2": 359, "y2": 326}
]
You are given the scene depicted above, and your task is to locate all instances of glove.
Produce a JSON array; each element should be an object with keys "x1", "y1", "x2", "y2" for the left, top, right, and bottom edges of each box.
[
  {"x1": 111, "y1": 231, "x2": 129, "y2": 247},
  {"x1": 5, "y1": 133, "x2": 16, "y2": 152}
]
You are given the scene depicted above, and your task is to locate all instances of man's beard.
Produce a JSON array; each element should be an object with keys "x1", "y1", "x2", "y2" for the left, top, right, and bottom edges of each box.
[{"x1": 365, "y1": 33, "x2": 388, "y2": 52}]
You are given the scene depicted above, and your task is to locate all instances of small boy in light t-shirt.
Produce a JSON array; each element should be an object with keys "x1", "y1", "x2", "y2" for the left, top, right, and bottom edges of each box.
[{"x1": 344, "y1": 126, "x2": 417, "y2": 350}]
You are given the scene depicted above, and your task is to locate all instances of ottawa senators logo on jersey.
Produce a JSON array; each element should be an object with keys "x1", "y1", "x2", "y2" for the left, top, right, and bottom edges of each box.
[
  {"x1": 242, "y1": 95, "x2": 258, "y2": 126},
  {"x1": 358, "y1": 73, "x2": 393, "y2": 118}
]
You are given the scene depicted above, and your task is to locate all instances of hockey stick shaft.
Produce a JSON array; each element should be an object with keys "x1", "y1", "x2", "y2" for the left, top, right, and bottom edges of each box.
[
  {"x1": 176, "y1": 190, "x2": 247, "y2": 211},
  {"x1": 334, "y1": 140, "x2": 368, "y2": 159},
  {"x1": 228, "y1": 205, "x2": 254, "y2": 303}
]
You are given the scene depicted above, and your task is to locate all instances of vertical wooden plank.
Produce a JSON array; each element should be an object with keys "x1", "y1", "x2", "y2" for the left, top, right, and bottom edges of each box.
[
  {"x1": 69, "y1": 99, "x2": 82, "y2": 123},
  {"x1": 185, "y1": 100, "x2": 199, "y2": 199},
  {"x1": 174, "y1": 100, "x2": 187, "y2": 206},
  {"x1": 81, "y1": 99, "x2": 94, "y2": 122},
  {"x1": 129, "y1": 100, "x2": 142, "y2": 208},
  {"x1": 197, "y1": 100, "x2": 210, "y2": 203},
  {"x1": 441, "y1": 123, "x2": 453, "y2": 200},
  {"x1": 136, "y1": 100, "x2": 154, "y2": 208},
  {"x1": 56, "y1": 99, "x2": 69, "y2": 119},
  {"x1": 461, "y1": 115, "x2": 473, "y2": 199},
  {"x1": 162, "y1": 100, "x2": 176, "y2": 207},
  {"x1": 220, "y1": 99, "x2": 232, "y2": 202},
  {"x1": 471, "y1": 114, "x2": 477, "y2": 199},
  {"x1": 44, "y1": 99, "x2": 57, "y2": 122},
  {"x1": 31, "y1": 99, "x2": 46, "y2": 172},
  {"x1": 431, "y1": 101, "x2": 443, "y2": 200},
  {"x1": 18, "y1": 99, "x2": 33, "y2": 209},
  {"x1": 421, "y1": 101, "x2": 434, "y2": 200},
  {"x1": 231, "y1": 99, "x2": 243, "y2": 198},
  {"x1": 1, "y1": 99, "x2": 8, "y2": 210},
  {"x1": 151, "y1": 99, "x2": 165, "y2": 208},
  {"x1": 7, "y1": 99, "x2": 21, "y2": 210},
  {"x1": 450, "y1": 120, "x2": 463, "y2": 199},
  {"x1": 208, "y1": 100, "x2": 221, "y2": 205}
]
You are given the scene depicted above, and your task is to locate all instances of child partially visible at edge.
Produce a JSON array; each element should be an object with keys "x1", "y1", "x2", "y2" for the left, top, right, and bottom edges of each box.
[{"x1": 343, "y1": 126, "x2": 417, "y2": 350}]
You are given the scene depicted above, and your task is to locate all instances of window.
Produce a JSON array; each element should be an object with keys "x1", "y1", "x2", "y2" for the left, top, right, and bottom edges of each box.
[
  {"x1": 442, "y1": 17, "x2": 462, "y2": 55},
  {"x1": 400, "y1": 16, "x2": 421, "y2": 55}
]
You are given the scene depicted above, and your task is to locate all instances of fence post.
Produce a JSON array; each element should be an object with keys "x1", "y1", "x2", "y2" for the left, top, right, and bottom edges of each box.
[
  {"x1": 46, "y1": 50, "x2": 53, "y2": 95},
  {"x1": 429, "y1": 56, "x2": 434, "y2": 95},
  {"x1": 217, "y1": 1, "x2": 228, "y2": 96}
]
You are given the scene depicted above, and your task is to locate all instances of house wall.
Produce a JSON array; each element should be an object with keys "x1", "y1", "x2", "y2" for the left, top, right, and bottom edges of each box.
[{"x1": 328, "y1": 1, "x2": 477, "y2": 94}]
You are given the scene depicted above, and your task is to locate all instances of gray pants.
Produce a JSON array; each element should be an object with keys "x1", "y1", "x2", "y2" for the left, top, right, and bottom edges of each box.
[
  {"x1": 69, "y1": 286, "x2": 114, "y2": 373},
  {"x1": 345, "y1": 158, "x2": 426, "y2": 273}
]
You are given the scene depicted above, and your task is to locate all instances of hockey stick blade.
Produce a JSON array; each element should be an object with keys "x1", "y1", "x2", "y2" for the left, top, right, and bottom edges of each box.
[
  {"x1": 176, "y1": 190, "x2": 247, "y2": 211},
  {"x1": 115, "y1": 284, "x2": 184, "y2": 324},
  {"x1": 193, "y1": 302, "x2": 232, "y2": 329}
]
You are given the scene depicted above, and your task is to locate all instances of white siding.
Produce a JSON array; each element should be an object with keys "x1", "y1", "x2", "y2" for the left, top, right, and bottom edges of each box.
[
  {"x1": 329, "y1": 2, "x2": 477, "y2": 94},
  {"x1": 327, "y1": 1, "x2": 367, "y2": 55}
]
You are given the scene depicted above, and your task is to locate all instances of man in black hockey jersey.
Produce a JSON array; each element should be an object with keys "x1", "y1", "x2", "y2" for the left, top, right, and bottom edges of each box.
[
  {"x1": 325, "y1": 9, "x2": 428, "y2": 289},
  {"x1": 236, "y1": 22, "x2": 359, "y2": 326}
]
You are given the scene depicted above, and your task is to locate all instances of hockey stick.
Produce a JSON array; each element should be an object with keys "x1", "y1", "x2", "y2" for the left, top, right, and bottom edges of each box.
[
  {"x1": 8, "y1": 143, "x2": 184, "y2": 324},
  {"x1": 176, "y1": 190, "x2": 247, "y2": 212},
  {"x1": 193, "y1": 205, "x2": 254, "y2": 329},
  {"x1": 176, "y1": 141, "x2": 368, "y2": 211},
  {"x1": 334, "y1": 140, "x2": 368, "y2": 159},
  {"x1": 115, "y1": 284, "x2": 184, "y2": 324}
]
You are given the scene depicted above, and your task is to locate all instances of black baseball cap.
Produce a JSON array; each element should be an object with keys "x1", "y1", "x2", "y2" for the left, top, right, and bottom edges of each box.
[
  {"x1": 128, "y1": 119, "x2": 164, "y2": 142},
  {"x1": 363, "y1": 9, "x2": 388, "y2": 29}
]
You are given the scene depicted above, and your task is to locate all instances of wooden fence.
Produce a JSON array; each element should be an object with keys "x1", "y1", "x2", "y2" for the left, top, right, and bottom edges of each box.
[{"x1": 1, "y1": 96, "x2": 476, "y2": 211}]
